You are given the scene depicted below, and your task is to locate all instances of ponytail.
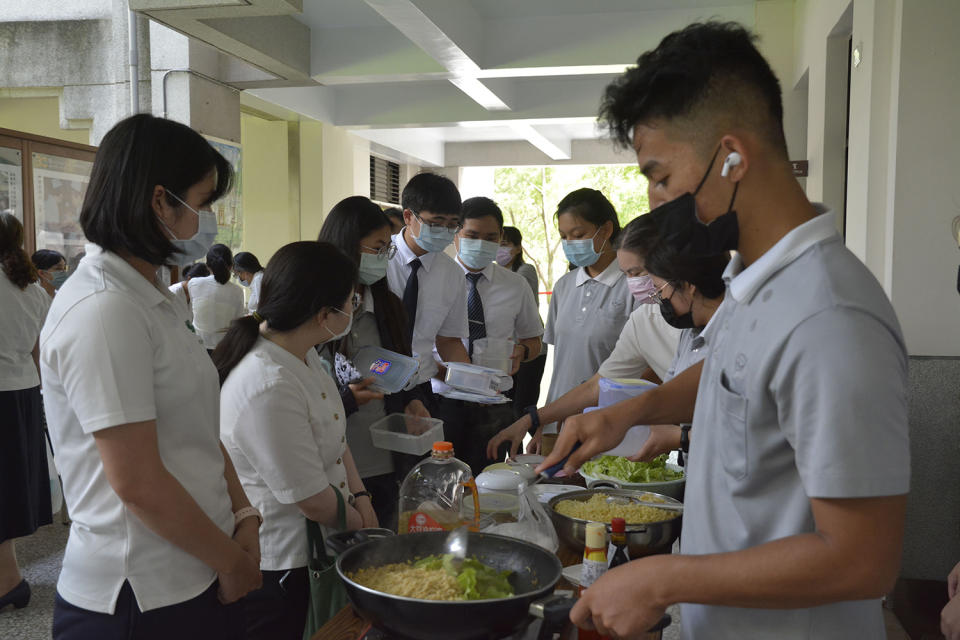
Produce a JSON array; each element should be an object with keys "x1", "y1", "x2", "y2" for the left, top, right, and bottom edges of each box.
[
  {"x1": 0, "y1": 213, "x2": 39, "y2": 290},
  {"x1": 212, "y1": 241, "x2": 357, "y2": 386},
  {"x1": 212, "y1": 315, "x2": 261, "y2": 385},
  {"x1": 206, "y1": 243, "x2": 233, "y2": 284}
]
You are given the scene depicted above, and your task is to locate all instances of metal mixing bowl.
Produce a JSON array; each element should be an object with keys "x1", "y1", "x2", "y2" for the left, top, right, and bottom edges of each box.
[{"x1": 547, "y1": 489, "x2": 682, "y2": 558}]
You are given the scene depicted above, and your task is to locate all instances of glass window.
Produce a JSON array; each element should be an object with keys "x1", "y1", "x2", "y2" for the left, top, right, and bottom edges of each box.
[
  {"x1": 0, "y1": 147, "x2": 23, "y2": 222},
  {"x1": 32, "y1": 152, "x2": 93, "y2": 271}
]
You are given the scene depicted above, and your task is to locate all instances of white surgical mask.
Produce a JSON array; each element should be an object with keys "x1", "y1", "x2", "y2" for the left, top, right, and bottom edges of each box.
[
  {"x1": 160, "y1": 190, "x2": 219, "y2": 268},
  {"x1": 324, "y1": 307, "x2": 353, "y2": 341},
  {"x1": 358, "y1": 252, "x2": 388, "y2": 285}
]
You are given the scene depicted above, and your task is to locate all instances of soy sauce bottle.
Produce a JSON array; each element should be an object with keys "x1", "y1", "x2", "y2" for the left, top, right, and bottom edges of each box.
[{"x1": 608, "y1": 517, "x2": 630, "y2": 569}]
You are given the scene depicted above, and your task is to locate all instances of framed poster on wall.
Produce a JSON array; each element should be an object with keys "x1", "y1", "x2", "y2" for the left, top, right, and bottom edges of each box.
[{"x1": 204, "y1": 135, "x2": 243, "y2": 254}]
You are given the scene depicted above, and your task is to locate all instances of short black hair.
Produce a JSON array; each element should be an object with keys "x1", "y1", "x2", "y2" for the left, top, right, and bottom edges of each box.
[
  {"x1": 502, "y1": 226, "x2": 522, "y2": 246},
  {"x1": 206, "y1": 243, "x2": 233, "y2": 284},
  {"x1": 644, "y1": 237, "x2": 730, "y2": 300},
  {"x1": 401, "y1": 172, "x2": 461, "y2": 217},
  {"x1": 599, "y1": 21, "x2": 787, "y2": 158},
  {"x1": 382, "y1": 207, "x2": 404, "y2": 224},
  {"x1": 32, "y1": 249, "x2": 65, "y2": 271},
  {"x1": 233, "y1": 251, "x2": 263, "y2": 274},
  {"x1": 80, "y1": 114, "x2": 233, "y2": 266},
  {"x1": 182, "y1": 263, "x2": 210, "y2": 280},
  {"x1": 555, "y1": 188, "x2": 621, "y2": 242},
  {"x1": 460, "y1": 196, "x2": 503, "y2": 228}
]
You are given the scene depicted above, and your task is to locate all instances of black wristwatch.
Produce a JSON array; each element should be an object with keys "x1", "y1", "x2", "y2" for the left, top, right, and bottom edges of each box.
[
  {"x1": 519, "y1": 343, "x2": 531, "y2": 361},
  {"x1": 680, "y1": 425, "x2": 691, "y2": 453},
  {"x1": 349, "y1": 490, "x2": 372, "y2": 506},
  {"x1": 525, "y1": 405, "x2": 540, "y2": 430}
]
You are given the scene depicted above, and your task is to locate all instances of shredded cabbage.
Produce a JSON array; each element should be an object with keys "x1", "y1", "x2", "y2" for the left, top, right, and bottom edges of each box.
[
  {"x1": 413, "y1": 554, "x2": 514, "y2": 600},
  {"x1": 581, "y1": 454, "x2": 684, "y2": 483}
]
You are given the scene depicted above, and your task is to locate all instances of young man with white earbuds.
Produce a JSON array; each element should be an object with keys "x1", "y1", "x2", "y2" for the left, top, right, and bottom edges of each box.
[{"x1": 538, "y1": 21, "x2": 909, "y2": 640}]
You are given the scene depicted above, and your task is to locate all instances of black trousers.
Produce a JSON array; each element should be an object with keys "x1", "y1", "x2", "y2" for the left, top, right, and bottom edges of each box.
[
  {"x1": 243, "y1": 567, "x2": 310, "y2": 640},
  {"x1": 438, "y1": 397, "x2": 516, "y2": 475},
  {"x1": 0, "y1": 386, "x2": 52, "y2": 542},
  {"x1": 53, "y1": 581, "x2": 245, "y2": 640},
  {"x1": 508, "y1": 353, "x2": 547, "y2": 421},
  {"x1": 362, "y1": 472, "x2": 400, "y2": 532}
]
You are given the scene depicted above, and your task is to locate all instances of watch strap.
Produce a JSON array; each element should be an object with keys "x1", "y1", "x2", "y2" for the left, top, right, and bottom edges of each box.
[
  {"x1": 525, "y1": 405, "x2": 540, "y2": 430},
  {"x1": 680, "y1": 425, "x2": 691, "y2": 453},
  {"x1": 233, "y1": 506, "x2": 263, "y2": 530}
]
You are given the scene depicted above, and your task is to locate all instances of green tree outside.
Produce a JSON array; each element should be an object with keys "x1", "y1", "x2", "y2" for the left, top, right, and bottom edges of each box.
[{"x1": 493, "y1": 165, "x2": 649, "y2": 293}]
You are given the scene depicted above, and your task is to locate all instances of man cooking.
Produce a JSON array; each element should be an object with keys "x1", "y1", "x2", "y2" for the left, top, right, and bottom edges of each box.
[{"x1": 538, "y1": 21, "x2": 910, "y2": 640}]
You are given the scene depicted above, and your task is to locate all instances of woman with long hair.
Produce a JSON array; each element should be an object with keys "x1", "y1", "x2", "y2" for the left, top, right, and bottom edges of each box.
[
  {"x1": 40, "y1": 114, "x2": 261, "y2": 639},
  {"x1": 216, "y1": 240, "x2": 375, "y2": 639},
  {"x1": 317, "y1": 196, "x2": 433, "y2": 529},
  {"x1": 189, "y1": 243, "x2": 245, "y2": 352},
  {"x1": 0, "y1": 213, "x2": 52, "y2": 612}
]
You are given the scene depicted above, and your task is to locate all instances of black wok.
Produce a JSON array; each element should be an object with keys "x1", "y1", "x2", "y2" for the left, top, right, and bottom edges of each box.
[{"x1": 335, "y1": 531, "x2": 568, "y2": 640}]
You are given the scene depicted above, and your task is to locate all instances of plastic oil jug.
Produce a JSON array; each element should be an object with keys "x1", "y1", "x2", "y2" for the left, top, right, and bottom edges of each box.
[{"x1": 398, "y1": 441, "x2": 479, "y2": 533}]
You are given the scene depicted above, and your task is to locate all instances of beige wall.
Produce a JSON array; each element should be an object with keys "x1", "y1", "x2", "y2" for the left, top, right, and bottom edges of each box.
[
  {"x1": 0, "y1": 96, "x2": 91, "y2": 144},
  {"x1": 240, "y1": 113, "x2": 369, "y2": 264}
]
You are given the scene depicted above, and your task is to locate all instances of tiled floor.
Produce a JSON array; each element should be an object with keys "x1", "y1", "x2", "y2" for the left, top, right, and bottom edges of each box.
[{"x1": 0, "y1": 514, "x2": 913, "y2": 640}]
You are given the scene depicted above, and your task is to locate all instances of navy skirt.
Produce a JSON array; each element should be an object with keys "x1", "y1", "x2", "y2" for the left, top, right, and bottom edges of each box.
[{"x1": 0, "y1": 386, "x2": 53, "y2": 542}]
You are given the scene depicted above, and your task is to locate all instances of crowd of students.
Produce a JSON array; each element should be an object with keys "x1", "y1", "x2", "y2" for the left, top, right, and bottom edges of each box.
[{"x1": 0, "y1": 19, "x2": 932, "y2": 640}]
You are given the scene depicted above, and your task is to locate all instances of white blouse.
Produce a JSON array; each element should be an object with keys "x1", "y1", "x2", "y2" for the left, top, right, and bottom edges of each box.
[
  {"x1": 0, "y1": 273, "x2": 49, "y2": 391},
  {"x1": 220, "y1": 337, "x2": 349, "y2": 571},
  {"x1": 187, "y1": 275, "x2": 245, "y2": 349},
  {"x1": 40, "y1": 244, "x2": 233, "y2": 614},
  {"x1": 246, "y1": 270, "x2": 263, "y2": 314}
]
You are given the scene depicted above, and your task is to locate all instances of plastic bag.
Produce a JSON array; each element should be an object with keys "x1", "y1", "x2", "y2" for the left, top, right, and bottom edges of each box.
[{"x1": 487, "y1": 484, "x2": 559, "y2": 552}]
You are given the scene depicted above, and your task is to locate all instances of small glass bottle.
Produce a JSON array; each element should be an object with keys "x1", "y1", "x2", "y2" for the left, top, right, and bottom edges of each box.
[
  {"x1": 578, "y1": 522, "x2": 609, "y2": 640},
  {"x1": 608, "y1": 517, "x2": 630, "y2": 569},
  {"x1": 398, "y1": 441, "x2": 478, "y2": 533}
]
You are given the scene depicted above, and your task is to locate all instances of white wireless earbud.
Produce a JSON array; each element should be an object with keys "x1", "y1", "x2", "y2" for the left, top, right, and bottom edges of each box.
[{"x1": 720, "y1": 152, "x2": 742, "y2": 177}]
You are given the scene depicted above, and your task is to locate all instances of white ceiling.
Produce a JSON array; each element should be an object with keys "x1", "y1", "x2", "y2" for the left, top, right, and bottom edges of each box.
[{"x1": 138, "y1": 0, "x2": 759, "y2": 166}]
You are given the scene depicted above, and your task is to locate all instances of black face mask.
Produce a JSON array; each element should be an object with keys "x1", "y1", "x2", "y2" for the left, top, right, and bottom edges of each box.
[
  {"x1": 648, "y1": 146, "x2": 740, "y2": 257},
  {"x1": 658, "y1": 289, "x2": 696, "y2": 329}
]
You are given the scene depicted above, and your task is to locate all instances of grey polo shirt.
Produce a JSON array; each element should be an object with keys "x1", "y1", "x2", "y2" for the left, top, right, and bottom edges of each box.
[
  {"x1": 542, "y1": 260, "x2": 636, "y2": 427},
  {"x1": 680, "y1": 208, "x2": 909, "y2": 640}
]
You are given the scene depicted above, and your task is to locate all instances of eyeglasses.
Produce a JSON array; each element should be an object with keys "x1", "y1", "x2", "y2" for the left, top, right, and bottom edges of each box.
[
  {"x1": 648, "y1": 282, "x2": 671, "y2": 305},
  {"x1": 414, "y1": 211, "x2": 461, "y2": 232},
  {"x1": 361, "y1": 243, "x2": 398, "y2": 261}
]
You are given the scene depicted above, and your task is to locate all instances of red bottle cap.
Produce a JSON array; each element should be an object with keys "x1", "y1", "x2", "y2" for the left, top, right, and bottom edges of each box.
[
  {"x1": 433, "y1": 441, "x2": 453, "y2": 452},
  {"x1": 611, "y1": 517, "x2": 626, "y2": 534}
]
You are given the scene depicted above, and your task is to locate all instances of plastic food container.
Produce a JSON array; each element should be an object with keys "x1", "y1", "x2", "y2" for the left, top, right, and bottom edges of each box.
[
  {"x1": 472, "y1": 338, "x2": 515, "y2": 375},
  {"x1": 443, "y1": 362, "x2": 508, "y2": 397},
  {"x1": 352, "y1": 346, "x2": 419, "y2": 393},
  {"x1": 597, "y1": 377, "x2": 658, "y2": 408},
  {"x1": 369, "y1": 413, "x2": 444, "y2": 455}
]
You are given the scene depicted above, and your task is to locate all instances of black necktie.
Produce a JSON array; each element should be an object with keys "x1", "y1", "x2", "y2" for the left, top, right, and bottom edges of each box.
[
  {"x1": 466, "y1": 272, "x2": 486, "y2": 357},
  {"x1": 402, "y1": 258, "x2": 422, "y2": 343}
]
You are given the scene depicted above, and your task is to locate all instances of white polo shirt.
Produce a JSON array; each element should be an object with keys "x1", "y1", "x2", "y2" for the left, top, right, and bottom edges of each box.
[
  {"x1": 0, "y1": 274, "x2": 49, "y2": 391},
  {"x1": 597, "y1": 304, "x2": 682, "y2": 383},
  {"x1": 386, "y1": 229, "x2": 468, "y2": 383},
  {"x1": 543, "y1": 260, "x2": 636, "y2": 418},
  {"x1": 246, "y1": 270, "x2": 263, "y2": 314},
  {"x1": 187, "y1": 274, "x2": 245, "y2": 349},
  {"x1": 40, "y1": 244, "x2": 232, "y2": 614},
  {"x1": 220, "y1": 337, "x2": 349, "y2": 571},
  {"x1": 681, "y1": 208, "x2": 910, "y2": 639}
]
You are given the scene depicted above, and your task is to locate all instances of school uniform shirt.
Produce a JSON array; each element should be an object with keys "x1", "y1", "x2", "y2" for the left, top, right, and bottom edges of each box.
[
  {"x1": 597, "y1": 304, "x2": 682, "y2": 383},
  {"x1": 220, "y1": 337, "x2": 349, "y2": 571},
  {"x1": 0, "y1": 274, "x2": 49, "y2": 391},
  {"x1": 542, "y1": 260, "x2": 636, "y2": 423},
  {"x1": 681, "y1": 208, "x2": 910, "y2": 639},
  {"x1": 660, "y1": 308, "x2": 722, "y2": 384},
  {"x1": 340, "y1": 287, "x2": 394, "y2": 479},
  {"x1": 187, "y1": 274, "x2": 245, "y2": 349},
  {"x1": 39, "y1": 244, "x2": 232, "y2": 614},
  {"x1": 246, "y1": 270, "x2": 263, "y2": 314},
  {"x1": 515, "y1": 262, "x2": 540, "y2": 302},
  {"x1": 386, "y1": 229, "x2": 468, "y2": 383},
  {"x1": 168, "y1": 281, "x2": 189, "y2": 310},
  {"x1": 430, "y1": 260, "x2": 545, "y2": 394}
]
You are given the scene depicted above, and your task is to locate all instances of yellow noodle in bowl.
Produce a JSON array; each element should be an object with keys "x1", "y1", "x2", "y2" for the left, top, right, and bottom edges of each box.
[{"x1": 553, "y1": 493, "x2": 676, "y2": 524}]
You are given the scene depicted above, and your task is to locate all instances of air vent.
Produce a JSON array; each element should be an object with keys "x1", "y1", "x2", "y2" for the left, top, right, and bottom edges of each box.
[{"x1": 370, "y1": 156, "x2": 400, "y2": 204}]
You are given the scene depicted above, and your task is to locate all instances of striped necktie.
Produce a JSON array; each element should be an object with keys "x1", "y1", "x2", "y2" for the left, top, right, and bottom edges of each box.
[{"x1": 466, "y1": 272, "x2": 486, "y2": 357}]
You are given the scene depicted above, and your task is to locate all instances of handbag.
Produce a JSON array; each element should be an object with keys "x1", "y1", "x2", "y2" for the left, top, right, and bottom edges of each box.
[{"x1": 302, "y1": 487, "x2": 349, "y2": 639}]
